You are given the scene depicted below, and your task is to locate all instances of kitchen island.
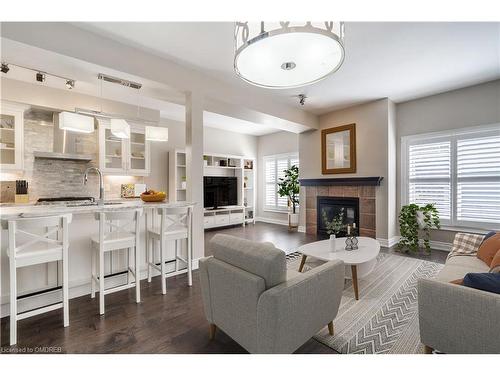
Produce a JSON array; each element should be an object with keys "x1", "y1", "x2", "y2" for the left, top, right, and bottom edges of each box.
[{"x1": 0, "y1": 200, "x2": 196, "y2": 317}]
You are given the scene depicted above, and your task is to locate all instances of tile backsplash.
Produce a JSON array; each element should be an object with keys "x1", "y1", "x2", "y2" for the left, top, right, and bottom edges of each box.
[{"x1": 3, "y1": 108, "x2": 144, "y2": 202}]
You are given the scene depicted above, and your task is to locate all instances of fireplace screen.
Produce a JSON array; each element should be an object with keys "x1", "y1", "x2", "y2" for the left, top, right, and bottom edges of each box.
[{"x1": 317, "y1": 196, "x2": 359, "y2": 238}]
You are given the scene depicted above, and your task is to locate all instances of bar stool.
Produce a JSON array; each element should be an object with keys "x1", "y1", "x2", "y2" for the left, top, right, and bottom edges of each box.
[
  {"x1": 90, "y1": 209, "x2": 142, "y2": 315},
  {"x1": 6, "y1": 214, "x2": 72, "y2": 346},
  {"x1": 146, "y1": 206, "x2": 193, "y2": 294}
]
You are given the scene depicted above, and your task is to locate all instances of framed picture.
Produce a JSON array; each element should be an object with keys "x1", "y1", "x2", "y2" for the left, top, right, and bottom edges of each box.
[{"x1": 321, "y1": 123, "x2": 356, "y2": 174}]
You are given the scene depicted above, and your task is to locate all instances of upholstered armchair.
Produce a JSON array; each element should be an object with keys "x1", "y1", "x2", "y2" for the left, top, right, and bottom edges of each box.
[{"x1": 199, "y1": 234, "x2": 345, "y2": 354}]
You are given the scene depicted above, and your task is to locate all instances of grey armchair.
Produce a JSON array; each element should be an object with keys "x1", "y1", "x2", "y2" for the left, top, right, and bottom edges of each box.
[{"x1": 199, "y1": 234, "x2": 345, "y2": 354}]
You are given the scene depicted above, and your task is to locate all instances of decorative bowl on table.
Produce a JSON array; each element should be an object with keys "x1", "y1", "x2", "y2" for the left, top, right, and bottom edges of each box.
[{"x1": 140, "y1": 190, "x2": 167, "y2": 202}]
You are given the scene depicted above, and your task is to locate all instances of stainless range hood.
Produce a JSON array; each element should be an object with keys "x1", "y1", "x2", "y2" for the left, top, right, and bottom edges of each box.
[{"x1": 34, "y1": 113, "x2": 95, "y2": 162}]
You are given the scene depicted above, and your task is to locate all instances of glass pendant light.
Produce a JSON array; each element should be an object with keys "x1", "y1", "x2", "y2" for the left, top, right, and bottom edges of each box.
[
  {"x1": 145, "y1": 126, "x2": 168, "y2": 142},
  {"x1": 110, "y1": 118, "x2": 130, "y2": 139}
]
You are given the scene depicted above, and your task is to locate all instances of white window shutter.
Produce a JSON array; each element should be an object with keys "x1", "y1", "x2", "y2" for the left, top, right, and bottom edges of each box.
[
  {"x1": 408, "y1": 141, "x2": 451, "y2": 220},
  {"x1": 456, "y1": 135, "x2": 500, "y2": 224}
]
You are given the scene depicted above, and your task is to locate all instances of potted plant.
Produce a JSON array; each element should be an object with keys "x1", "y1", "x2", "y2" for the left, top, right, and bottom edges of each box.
[
  {"x1": 277, "y1": 165, "x2": 300, "y2": 231},
  {"x1": 398, "y1": 203, "x2": 440, "y2": 254},
  {"x1": 322, "y1": 208, "x2": 346, "y2": 236}
]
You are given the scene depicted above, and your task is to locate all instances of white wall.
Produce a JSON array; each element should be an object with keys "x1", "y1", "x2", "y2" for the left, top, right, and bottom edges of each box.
[
  {"x1": 256, "y1": 131, "x2": 299, "y2": 224},
  {"x1": 396, "y1": 79, "x2": 500, "y2": 244},
  {"x1": 299, "y1": 99, "x2": 391, "y2": 240},
  {"x1": 204, "y1": 126, "x2": 258, "y2": 158}
]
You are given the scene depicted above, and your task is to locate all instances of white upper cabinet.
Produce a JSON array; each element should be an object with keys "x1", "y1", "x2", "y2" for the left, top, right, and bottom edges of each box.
[
  {"x1": 0, "y1": 101, "x2": 27, "y2": 171},
  {"x1": 98, "y1": 119, "x2": 150, "y2": 176}
]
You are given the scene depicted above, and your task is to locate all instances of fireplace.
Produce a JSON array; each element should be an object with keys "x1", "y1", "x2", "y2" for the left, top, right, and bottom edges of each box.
[{"x1": 317, "y1": 196, "x2": 359, "y2": 238}]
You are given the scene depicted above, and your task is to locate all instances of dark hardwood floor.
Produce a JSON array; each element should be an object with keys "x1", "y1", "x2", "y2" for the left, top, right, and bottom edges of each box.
[{"x1": 1, "y1": 222, "x2": 447, "y2": 353}]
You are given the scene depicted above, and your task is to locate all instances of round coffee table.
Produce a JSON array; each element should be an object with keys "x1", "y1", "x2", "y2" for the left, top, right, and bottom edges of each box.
[{"x1": 296, "y1": 237, "x2": 380, "y2": 300}]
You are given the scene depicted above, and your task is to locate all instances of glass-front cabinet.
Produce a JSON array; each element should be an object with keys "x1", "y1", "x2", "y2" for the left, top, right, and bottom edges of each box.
[
  {"x1": 0, "y1": 101, "x2": 27, "y2": 171},
  {"x1": 127, "y1": 126, "x2": 150, "y2": 176},
  {"x1": 98, "y1": 119, "x2": 150, "y2": 176}
]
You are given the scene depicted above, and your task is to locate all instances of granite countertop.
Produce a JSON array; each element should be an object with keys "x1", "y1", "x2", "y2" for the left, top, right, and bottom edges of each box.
[{"x1": 0, "y1": 199, "x2": 196, "y2": 220}]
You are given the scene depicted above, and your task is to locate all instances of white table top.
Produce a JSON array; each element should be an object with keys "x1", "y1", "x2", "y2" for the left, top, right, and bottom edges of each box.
[
  {"x1": 297, "y1": 237, "x2": 380, "y2": 265},
  {"x1": 0, "y1": 200, "x2": 196, "y2": 220}
]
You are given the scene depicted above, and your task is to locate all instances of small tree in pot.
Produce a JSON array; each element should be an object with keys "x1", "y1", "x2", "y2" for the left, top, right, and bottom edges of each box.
[
  {"x1": 398, "y1": 203, "x2": 440, "y2": 254},
  {"x1": 277, "y1": 165, "x2": 300, "y2": 230}
]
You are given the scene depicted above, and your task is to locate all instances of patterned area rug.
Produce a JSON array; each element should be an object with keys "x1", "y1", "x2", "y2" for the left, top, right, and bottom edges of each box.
[{"x1": 286, "y1": 252, "x2": 443, "y2": 354}]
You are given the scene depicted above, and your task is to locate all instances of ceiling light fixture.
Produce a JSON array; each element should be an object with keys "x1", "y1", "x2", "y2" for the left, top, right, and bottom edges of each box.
[
  {"x1": 145, "y1": 126, "x2": 169, "y2": 142},
  {"x1": 66, "y1": 79, "x2": 75, "y2": 90},
  {"x1": 59, "y1": 111, "x2": 94, "y2": 133},
  {"x1": 1, "y1": 63, "x2": 9, "y2": 73},
  {"x1": 110, "y1": 118, "x2": 131, "y2": 139},
  {"x1": 234, "y1": 22, "x2": 345, "y2": 89},
  {"x1": 36, "y1": 72, "x2": 46, "y2": 83}
]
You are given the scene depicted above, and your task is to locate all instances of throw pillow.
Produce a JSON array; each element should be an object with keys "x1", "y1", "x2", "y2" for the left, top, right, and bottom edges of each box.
[
  {"x1": 447, "y1": 232, "x2": 484, "y2": 261},
  {"x1": 482, "y1": 231, "x2": 498, "y2": 243},
  {"x1": 490, "y1": 249, "x2": 500, "y2": 273},
  {"x1": 463, "y1": 272, "x2": 500, "y2": 294},
  {"x1": 477, "y1": 233, "x2": 500, "y2": 266}
]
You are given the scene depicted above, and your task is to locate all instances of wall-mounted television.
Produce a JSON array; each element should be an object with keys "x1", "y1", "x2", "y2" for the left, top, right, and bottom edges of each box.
[{"x1": 203, "y1": 176, "x2": 238, "y2": 209}]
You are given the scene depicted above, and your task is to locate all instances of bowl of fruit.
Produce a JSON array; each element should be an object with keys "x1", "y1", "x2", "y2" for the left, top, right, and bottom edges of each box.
[{"x1": 140, "y1": 189, "x2": 167, "y2": 202}]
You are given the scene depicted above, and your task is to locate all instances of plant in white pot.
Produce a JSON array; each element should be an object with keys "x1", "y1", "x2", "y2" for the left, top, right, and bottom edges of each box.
[{"x1": 277, "y1": 165, "x2": 300, "y2": 231}]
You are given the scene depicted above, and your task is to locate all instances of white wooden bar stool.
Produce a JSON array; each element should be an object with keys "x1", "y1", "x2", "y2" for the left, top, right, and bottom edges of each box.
[
  {"x1": 6, "y1": 214, "x2": 72, "y2": 346},
  {"x1": 90, "y1": 208, "x2": 142, "y2": 315},
  {"x1": 146, "y1": 206, "x2": 193, "y2": 294}
]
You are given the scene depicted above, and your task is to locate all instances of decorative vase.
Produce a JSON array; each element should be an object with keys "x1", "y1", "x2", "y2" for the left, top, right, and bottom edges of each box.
[{"x1": 329, "y1": 234, "x2": 336, "y2": 252}]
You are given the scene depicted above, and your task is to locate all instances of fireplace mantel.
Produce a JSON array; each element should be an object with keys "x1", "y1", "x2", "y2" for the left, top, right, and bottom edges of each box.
[{"x1": 299, "y1": 177, "x2": 383, "y2": 186}]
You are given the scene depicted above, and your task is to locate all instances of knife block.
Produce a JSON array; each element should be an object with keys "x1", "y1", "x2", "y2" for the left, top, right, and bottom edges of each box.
[{"x1": 15, "y1": 194, "x2": 29, "y2": 204}]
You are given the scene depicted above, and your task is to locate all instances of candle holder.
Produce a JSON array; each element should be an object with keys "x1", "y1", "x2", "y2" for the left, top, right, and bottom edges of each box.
[{"x1": 345, "y1": 227, "x2": 359, "y2": 251}]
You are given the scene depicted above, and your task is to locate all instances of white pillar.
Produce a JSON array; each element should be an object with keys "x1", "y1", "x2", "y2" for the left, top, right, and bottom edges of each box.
[{"x1": 185, "y1": 91, "x2": 205, "y2": 260}]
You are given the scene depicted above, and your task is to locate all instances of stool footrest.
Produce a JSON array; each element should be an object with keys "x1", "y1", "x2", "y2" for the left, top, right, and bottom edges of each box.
[
  {"x1": 103, "y1": 283, "x2": 136, "y2": 295},
  {"x1": 17, "y1": 302, "x2": 63, "y2": 321}
]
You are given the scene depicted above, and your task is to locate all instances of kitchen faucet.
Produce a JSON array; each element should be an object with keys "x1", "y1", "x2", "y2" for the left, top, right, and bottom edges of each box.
[{"x1": 83, "y1": 167, "x2": 104, "y2": 204}]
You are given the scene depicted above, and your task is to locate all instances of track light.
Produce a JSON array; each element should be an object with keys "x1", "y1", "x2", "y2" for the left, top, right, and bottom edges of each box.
[
  {"x1": 36, "y1": 72, "x2": 46, "y2": 83},
  {"x1": 66, "y1": 80, "x2": 75, "y2": 90},
  {"x1": 1, "y1": 63, "x2": 9, "y2": 74}
]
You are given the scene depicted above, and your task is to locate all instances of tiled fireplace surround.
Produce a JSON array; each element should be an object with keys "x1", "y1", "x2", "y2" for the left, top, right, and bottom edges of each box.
[{"x1": 303, "y1": 177, "x2": 383, "y2": 238}]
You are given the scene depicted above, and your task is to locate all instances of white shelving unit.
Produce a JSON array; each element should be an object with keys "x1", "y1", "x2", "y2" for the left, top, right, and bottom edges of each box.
[
  {"x1": 168, "y1": 149, "x2": 187, "y2": 202},
  {"x1": 243, "y1": 158, "x2": 256, "y2": 224},
  {"x1": 169, "y1": 149, "x2": 256, "y2": 229}
]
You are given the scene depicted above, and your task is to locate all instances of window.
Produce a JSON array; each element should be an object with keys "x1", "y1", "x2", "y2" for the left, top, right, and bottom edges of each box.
[
  {"x1": 402, "y1": 125, "x2": 500, "y2": 229},
  {"x1": 264, "y1": 153, "x2": 299, "y2": 211}
]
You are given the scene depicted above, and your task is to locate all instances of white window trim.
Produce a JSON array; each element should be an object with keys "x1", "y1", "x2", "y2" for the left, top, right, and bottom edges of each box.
[
  {"x1": 263, "y1": 152, "x2": 299, "y2": 212},
  {"x1": 401, "y1": 122, "x2": 500, "y2": 231}
]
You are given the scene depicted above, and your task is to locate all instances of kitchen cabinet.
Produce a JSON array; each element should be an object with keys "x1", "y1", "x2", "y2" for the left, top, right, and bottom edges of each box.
[
  {"x1": 0, "y1": 101, "x2": 28, "y2": 171},
  {"x1": 98, "y1": 119, "x2": 150, "y2": 176}
]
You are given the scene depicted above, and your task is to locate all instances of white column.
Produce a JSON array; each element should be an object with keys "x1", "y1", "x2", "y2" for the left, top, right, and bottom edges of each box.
[{"x1": 185, "y1": 91, "x2": 205, "y2": 260}]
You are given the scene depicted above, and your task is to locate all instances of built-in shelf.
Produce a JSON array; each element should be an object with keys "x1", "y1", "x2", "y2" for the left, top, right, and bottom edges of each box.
[
  {"x1": 204, "y1": 165, "x2": 240, "y2": 170},
  {"x1": 177, "y1": 165, "x2": 186, "y2": 167},
  {"x1": 106, "y1": 155, "x2": 122, "y2": 158},
  {"x1": 0, "y1": 127, "x2": 14, "y2": 131},
  {"x1": 105, "y1": 138, "x2": 121, "y2": 143},
  {"x1": 0, "y1": 145, "x2": 15, "y2": 150}
]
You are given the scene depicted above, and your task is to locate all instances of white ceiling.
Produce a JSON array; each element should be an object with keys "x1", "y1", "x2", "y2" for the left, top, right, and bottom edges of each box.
[
  {"x1": 1, "y1": 38, "x2": 281, "y2": 136},
  {"x1": 76, "y1": 22, "x2": 500, "y2": 114}
]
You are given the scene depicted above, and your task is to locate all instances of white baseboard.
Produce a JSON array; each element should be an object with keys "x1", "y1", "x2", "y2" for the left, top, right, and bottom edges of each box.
[
  {"x1": 376, "y1": 236, "x2": 400, "y2": 248},
  {"x1": 0, "y1": 259, "x2": 201, "y2": 318},
  {"x1": 255, "y1": 216, "x2": 288, "y2": 226},
  {"x1": 378, "y1": 236, "x2": 452, "y2": 252}
]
